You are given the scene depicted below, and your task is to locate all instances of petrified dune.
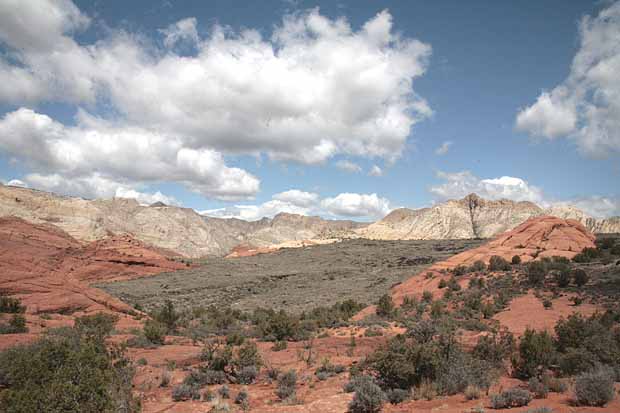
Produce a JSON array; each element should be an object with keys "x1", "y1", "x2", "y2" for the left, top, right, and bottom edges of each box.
[{"x1": 0, "y1": 217, "x2": 186, "y2": 316}]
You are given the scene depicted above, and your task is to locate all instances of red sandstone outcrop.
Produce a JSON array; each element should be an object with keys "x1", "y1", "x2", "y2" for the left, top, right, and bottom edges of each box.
[{"x1": 0, "y1": 217, "x2": 186, "y2": 317}]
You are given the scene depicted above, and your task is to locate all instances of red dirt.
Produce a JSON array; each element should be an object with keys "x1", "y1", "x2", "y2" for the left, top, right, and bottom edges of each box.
[{"x1": 0, "y1": 217, "x2": 186, "y2": 349}]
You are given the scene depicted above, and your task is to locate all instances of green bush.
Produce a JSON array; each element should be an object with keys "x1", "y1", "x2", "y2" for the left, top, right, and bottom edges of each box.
[
  {"x1": 554, "y1": 268, "x2": 571, "y2": 287},
  {"x1": 490, "y1": 387, "x2": 532, "y2": 409},
  {"x1": 348, "y1": 378, "x2": 386, "y2": 413},
  {"x1": 234, "y1": 390, "x2": 248, "y2": 405},
  {"x1": 172, "y1": 383, "x2": 201, "y2": 401},
  {"x1": 511, "y1": 255, "x2": 522, "y2": 265},
  {"x1": 0, "y1": 323, "x2": 138, "y2": 412},
  {"x1": 573, "y1": 269, "x2": 589, "y2": 287},
  {"x1": 572, "y1": 247, "x2": 600, "y2": 263},
  {"x1": 437, "y1": 279, "x2": 447, "y2": 289},
  {"x1": 153, "y1": 300, "x2": 180, "y2": 333},
  {"x1": 470, "y1": 260, "x2": 487, "y2": 273},
  {"x1": 452, "y1": 265, "x2": 467, "y2": 276},
  {"x1": 237, "y1": 366, "x2": 258, "y2": 384},
  {"x1": 74, "y1": 313, "x2": 118, "y2": 340},
  {"x1": 489, "y1": 256, "x2": 511, "y2": 271},
  {"x1": 512, "y1": 328, "x2": 556, "y2": 379},
  {"x1": 376, "y1": 294, "x2": 395, "y2": 318},
  {"x1": 276, "y1": 370, "x2": 297, "y2": 401},
  {"x1": 343, "y1": 374, "x2": 376, "y2": 393},
  {"x1": 574, "y1": 368, "x2": 615, "y2": 406},
  {"x1": 472, "y1": 329, "x2": 515, "y2": 367},
  {"x1": 528, "y1": 377, "x2": 548, "y2": 399},
  {"x1": 526, "y1": 261, "x2": 546, "y2": 286},
  {"x1": 385, "y1": 388, "x2": 409, "y2": 404},
  {"x1": 0, "y1": 295, "x2": 25, "y2": 313},
  {"x1": 143, "y1": 319, "x2": 167, "y2": 345},
  {"x1": 218, "y1": 384, "x2": 230, "y2": 399},
  {"x1": 0, "y1": 314, "x2": 28, "y2": 334}
]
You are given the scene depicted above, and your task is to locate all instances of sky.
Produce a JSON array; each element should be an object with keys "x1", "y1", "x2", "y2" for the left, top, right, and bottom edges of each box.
[{"x1": 0, "y1": 0, "x2": 618, "y2": 221}]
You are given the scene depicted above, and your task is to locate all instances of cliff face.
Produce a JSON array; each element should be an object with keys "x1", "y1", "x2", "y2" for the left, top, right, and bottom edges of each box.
[
  {"x1": 358, "y1": 193, "x2": 620, "y2": 240},
  {"x1": 0, "y1": 185, "x2": 363, "y2": 257}
]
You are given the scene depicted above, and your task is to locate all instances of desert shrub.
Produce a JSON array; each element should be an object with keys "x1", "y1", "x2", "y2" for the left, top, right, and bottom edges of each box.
[
  {"x1": 218, "y1": 384, "x2": 230, "y2": 399},
  {"x1": 437, "y1": 279, "x2": 447, "y2": 289},
  {"x1": 408, "y1": 319, "x2": 437, "y2": 344},
  {"x1": 0, "y1": 323, "x2": 138, "y2": 412},
  {"x1": 343, "y1": 374, "x2": 376, "y2": 393},
  {"x1": 413, "y1": 379, "x2": 437, "y2": 400},
  {"x1": 385, "y1": 388, "x2": 409, "y2": 404},
  {"x1": 554, "y1": 268, "x2": 571, "y2": 287},
  {"x1": 464, "y1": 384, "x2": 481, "y2": 400},
  {"x1": 489, "y1": 256, "x2": 511, "y2": 271},
  {"x1": 526, "y1": 261, "x2": 547, "y2": 286},
  {"x1": 153, "y1": 300, "x2": 180, "y2": 333},
  {"x1": 233, "y1": 341, "x2": 262, "y2": 371},
  {"x1": 234, "y1": 389, "x2": 248, "y2": 405},
  {"x1": 422, "y1": 290, "x2": 433, "y2": 302},
  {"x1": 349, "y1": 378, "x2": 386, "y2": 413},
  {"x1": 490, "y1": 387, "x2": 532, "y2": 409},
  {"x1": 473, "y1": 329, "x2": 515, "y2": 367},
  {"x1": 203, "y1": 389, "x2": 215, "y2": 401},
  {"x1": 143, "y1": 319, "x2": 167, "y2": 345},
  {"x1": 0, "y1": 294, "x2": 25, "y2": 314},
  {"x1": 226, "y1": 332, "x2": 245, "y2": 346},
  {"x1": 528, "y1": 377, "x2": 548, "y2": 399},
  {"x1": 545, "y1": 376, "x2": 567, "y2": 393},
  {"x1": 200, "y1": 341, "x2": 234, "y2": 371},
  {"x1": 376, "y1": 294, "x2": 395, "y2": 318},
  {"x1": 470, "y1": 260, "x2": 487, "y2": 273},
  {"x1": 572, "y1": 247, "x2": 600, "y2": 263},
  {"x1": 237, "y1": 366, "x2": 258, "y2": 384},
  {"x1": 172, "y1": 383, "x2": 201, "y2": 401},
  {"x1": 573, "y1": 269, "x2": 589, "y2": 287},
  {"x1": 184, "y1": 368, "x2": 226, "y2": 386},
  {"x1": 315, "y1": 357, "x2": 345, "y2": 379},
  {"x1": 453, "y1": 265, "x2": 467, "y2": 276},
  {"x1": 74, "y1": 313, "x2": 118, "y2": 340},
  {"x1": 136, "y1": 357, "x2": 147, "y2": 366},
  {"x1": 276, "y1": 370, "x2": 297, "y2": 401},
  {"x1": 253, "y1": 308, "x2": 304, "y2": 341},
  {"x1": 447, "y1": 277, "x2": 461, "y2": 291},
  {"x1": 574, "y1": 368, "x2": 615, "y2": 406},
  {"x1": 512, "y1": 328, "x2": 556, "y2": 379},
  {"x1": 511, "y1": 255, "x2": 521, "y2": 265},
  {"x1": 0, "y1": 314, "x2": 28, "y2": 334},
  {"x1": 542, "y1": 298, "x2": 552, "y2": 309},
  {"x1": 430, "y1": 300, "x2": 445, "y2": 319}
]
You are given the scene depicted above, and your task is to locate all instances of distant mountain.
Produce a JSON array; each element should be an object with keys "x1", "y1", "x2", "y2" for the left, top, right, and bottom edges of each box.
[
  {"x1": 357, "y1": 193, "x2": 620, "y2": 240},
  {"x1": 1, "y1": 185, "x2": 617, "y2": 257},
  {"x1": 0, "y1": 184, "x2": 363, "y2": 257}
]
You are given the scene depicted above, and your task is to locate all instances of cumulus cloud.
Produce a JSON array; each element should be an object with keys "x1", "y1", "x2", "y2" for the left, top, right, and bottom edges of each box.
[
  {"x1": 430, "y1": 171, "x2": 546, "y2": 204},
  {"x1": 516, "y1": 2, "x2": 620, "y2": 157},
  {"x1": 0, "y1": 1, "x2": 434, "y2": 204},
  {"x1": 202, "y1": 190, "x2": 392, "y2": 221},
  {"x1": 435, "y1": 141, "x2": 453, "y2": 155},
  {"x1": 335, "y1": 160, "x2": 362, "y2": 173},
  {"x1": 368, "y1": 165, "x2": 383, "y2": 176},
  {"x1": 0, "y1": 108, "x2": 259, "y2": 200},
  {"x1": 555, "y1": 196, "x2": 620, "y2": 219},
  {"x1": 160, "y1": 17, "x2": 199, "y2": 48},
  {"x1": 321, "y1": 193, "x2": 391, "y2": 219},
  {"x1": 272, "y1": 189, "x2": 319, "y2": 207},
  {"x1": 0, "y1": 2, "x2": 432, "y2": 164},
  {"x1": 6, "y1": 179, "x2": 28, "y2": 188}
]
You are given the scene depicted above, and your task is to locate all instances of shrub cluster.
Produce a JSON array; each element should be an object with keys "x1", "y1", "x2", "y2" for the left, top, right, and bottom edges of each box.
[
  {"x1": 490, "y1": 388, "x2": 532, "y2": 409},
  {"x1": 574, "y1": 368, "x2": 615, "y2": 407},
  {"x1": 0, "y1": 313, "x2": 138, "y2": 412}
]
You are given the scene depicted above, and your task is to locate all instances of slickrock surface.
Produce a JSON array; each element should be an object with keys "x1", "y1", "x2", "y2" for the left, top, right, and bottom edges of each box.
[
  {"x1": 390, "y1": 216, "x2": 595, "y2": 304},
  {"x1": 0, "y1": 217, "x2": 186, "y2": 345}
]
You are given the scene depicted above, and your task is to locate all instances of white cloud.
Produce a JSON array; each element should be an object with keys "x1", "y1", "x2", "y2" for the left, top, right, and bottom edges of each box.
[
  {"x1": 321, "y1": 193, "x2": 391, "y2": 219},
  {"x1": 201, "y1": 190, "x2": 392, "y2": 221},
  {"x1": 0, "y1": 3, "x2": 433, "y2": 165},
  {"x1": 368, "y1": 165, "x2": 383, "y2": 176},
  {"x1": 160, "y1": 17, "x2": 199, "y2": 48},
  {"x1": 6, "y1": 179, "x2": 28, "y2": 188},
  {"x1": 430, "y1": 171, "x2": 546, "y2": 205},
  {"x1": 335, "y1": 160, "x2": 362, "y2": 173},
  {"x1": 555, "y1": 196, "x2": 620, "y2": 219},
  {"x1": 0, "y1": 108, "x2": 259, "y2": 201},
  {"x1": 516, "y1": 2, "x2": 620, "y2": 158},
  {"x1": 272, "y1": 189, "x2": 319, "y2": 207},
  {"x1": 114, "y1": 187, "x2": 179, "y2": 206},
  {"x1": 435, "y1": 141, "x2": 453, "y2": 155}
]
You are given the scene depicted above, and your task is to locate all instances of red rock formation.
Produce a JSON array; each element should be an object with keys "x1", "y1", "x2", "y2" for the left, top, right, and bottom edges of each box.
[
  {"x1": 0, "y1": 217, "x2": 186, "y2": 317},
  {"x1": 359, "y1": 216, "x2": 595, "y2": 320}
]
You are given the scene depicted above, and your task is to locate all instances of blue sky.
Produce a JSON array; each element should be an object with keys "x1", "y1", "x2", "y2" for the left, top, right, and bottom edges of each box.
[{"x1": 0, "y1": 0, "x2": 618, "y2": 220}]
